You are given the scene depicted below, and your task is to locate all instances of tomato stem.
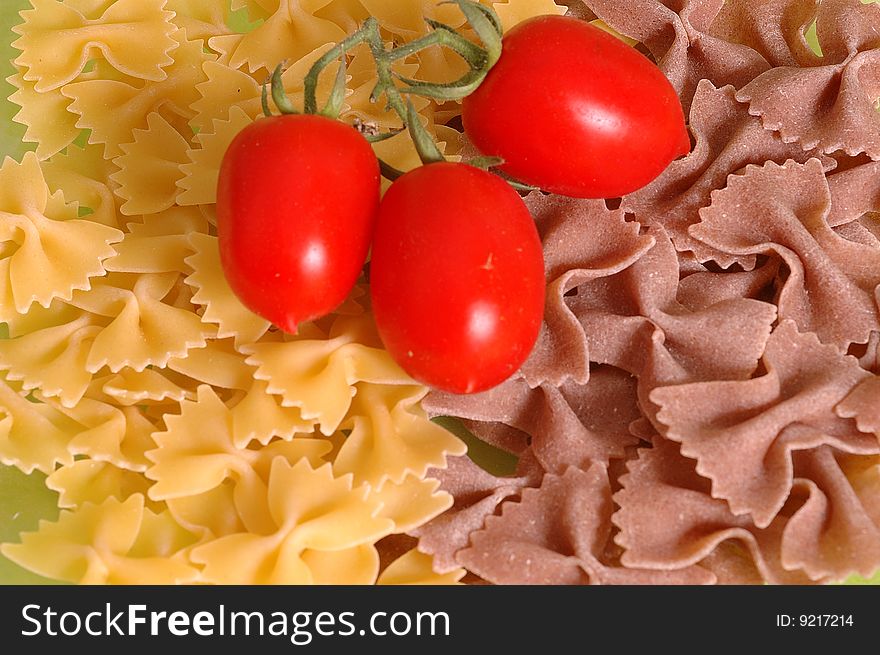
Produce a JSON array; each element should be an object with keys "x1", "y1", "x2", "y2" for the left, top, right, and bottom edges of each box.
[
  {"x1": 406, "y1": 101, "x2": 446, "y2": 165},
  {"x1": 320, "y1": 55, "x2": 348, "y2": 119},
  {"x1": 303, "y1": 19, "x2": 378, "y2": 115},
  {"x1": 270, "y1": 63, "x2": 299, "y2": 114},
  {"x1": 378, "y1": 158, "x2": 405, "y2": 181},
  {"x1": 446, "y1": 0, "x2": 503, "y2": 67}
]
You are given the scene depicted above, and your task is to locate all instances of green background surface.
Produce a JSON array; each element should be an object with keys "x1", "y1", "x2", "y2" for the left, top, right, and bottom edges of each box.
[{"x1": 0, "y1": 0, "x2": 877, "y2": 586}]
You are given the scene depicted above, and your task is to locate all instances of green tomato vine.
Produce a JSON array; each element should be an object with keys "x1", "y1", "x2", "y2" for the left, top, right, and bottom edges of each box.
[{"x1": 259, "y1": 0, "x2": 525, "y2": 184}]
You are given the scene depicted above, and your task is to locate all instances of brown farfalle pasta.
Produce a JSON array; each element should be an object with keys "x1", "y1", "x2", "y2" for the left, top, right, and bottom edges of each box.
[
  {"x1": 692, "y1": 159, "x2": 880, "y2": 349},
  {"x1": 649, "y1": 320, "x2": 879, "y2": 528},
  {"x1": 734, "y1": 0, "x2": 880, "y2": 158},
  {"x1": 519, "y1": 192, "x2": 655, "y2": 387},
  {"x1": 621, "y1": 80, "x2": 835, "y2": 263}
]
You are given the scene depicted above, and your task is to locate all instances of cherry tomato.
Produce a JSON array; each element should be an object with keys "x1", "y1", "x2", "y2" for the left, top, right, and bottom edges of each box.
[
  {"x1": 462, "y1": 15, "x2": 690, "y2": 198},
  {"x1": 370, "y1": 162, "x2": 545, "y2": 394},
  {"x1": 216, "y1": 114, "x2": 379, "y2": 332}
]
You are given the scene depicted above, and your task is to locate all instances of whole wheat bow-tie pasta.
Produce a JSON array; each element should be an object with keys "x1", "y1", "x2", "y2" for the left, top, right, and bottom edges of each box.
[{"x1": 2, "y1": 0, "x2": 880, "y2": 587}]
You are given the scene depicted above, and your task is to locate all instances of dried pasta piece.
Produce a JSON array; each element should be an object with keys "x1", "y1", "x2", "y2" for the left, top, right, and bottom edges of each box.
[
  {"x1": 0, "y1": 378, "x2": 77, "y2": 474},
  {"x1": 334, "y1": 384, "x2": 466, "y2": 487},
  {"x1": 359, "y1": 0, "x2": 465, "y2": 38},
  {"x1": 167, "y1": 0, "x2": 232, "y2": 40},
  {"x1": 459, "y1": 464, "x2": 714, "y2": 584},
  {"x1": 709, "y1": 0, "x2": 819, "y2": 68},
  {"x1": 70, "y1": 272, "x2": 213, "y2": 373},
  {"x1": 576, "y1": 0, "x2": 771, "y2": 113},
  {"x1": 47, "y1": 459, "x2": 155, "y2": 509},
  {"x1": 0, "y1": 313, "x2": 100, "y2": 408},
  {"x1": 369, "y1": 474, "x2": 453, "y2": 535},
  {"x1": 177, "y1": 106, "x2": 253, "y2": 206},
  {"x1": 56, "y1": 399, "x2": 155, "y2": 472},
  {"x1": 0, "y1": 152, "x2": 123, "y2": 316},
  {"x1": 101, "y1": 367, "x2": 191, "y2": 406},
  {"x1": 147, "y1": 385, "x2": 331, "y2": 492},
  {"x1": 243, "y1": 315, "x2": 412, "y2": 435},
  {"x1": 426, "y1": 366, "x2": 641, "y2": 474},
  {"x1": 62, "y1": 34, "x2": 214, "y2": 159},
  {"x1": 189, "y1": 44, "x2": 334, "y2": 132},
  {"x1": 105, "y1": 206, "x2": 208, "y2": 274},
  {"x1": 0, "y1": 495, "x2": 199, "y2": 584},
  {"x1": 782, "y1": 448, "x2": 880, "y2": 581},
  {"x1": 183, "y1": 232, "x2": 271, "y2": 345},
  {"x1": 167, "y1": 338, "x2": 257, "y2": 390},
  {"x1": 410, "y1": 454, "x2": 542, "y2": 573},
  {"x1": 12, "y1": 0, "x2": 178, "y2": 92},
  {"x1": 676, "y1": 256, "x2": 780, "y2": 311},
  {"x1": 6, "y1": 70, "x2": 80, "y2": 160},
  {"x1": 691, "y1": 159, "x2": 880, "y2": 349},
  {"x1": 735, "y1": 0, "x2": 880, "y2": 158},
  {"x1": 377, "y1": 548, "x2": 465, "y2": 585},
  {"x1": 736, "y1": 52, "x2": 880, "y2": 160},
  {"x1": 520, "y1": 192, "x2": 655, "y2": 387},
  {"x1": 42, "y1": 143, "x2": 121, "y2": 229},
  {"x1": 621, "y1": 80, "x2": 835, "y2": 264},
  {"x1": 569, "y1": 224, "x2": 777, "y2": 423},
  {"x1": 207, "y1": 0, "x2": 347, "y2": 75},
  {"x1": 190, "y1": 458, "x2": 394, "y2": 584},
  {"x1": 303, "y1": 544, "x2": 381, "y2": 585},
  {"x1": 649, "y1": 321, "x2": 879, "y2": 528},
  {"x1": 826, "y1": 159, "x2": 880, "y2": 227},
  {"x1": 613, "y1": 437, "x2": 817, "y2": 584},
  {"x1": 229, "y1": 379, "x2": 316, "y2": 448},
  {"x1": 146, "y1": 385, "x2": 330, "y2": 530},
  {"x1": 165, "y1": 482, "x2": 247, "y2": 540},
  {"x1": 837, "y1": 376, "x2": 880, "y2": 437},
  {"x1": 111, "y1": 112, "x2": 192, "y2": 216}
]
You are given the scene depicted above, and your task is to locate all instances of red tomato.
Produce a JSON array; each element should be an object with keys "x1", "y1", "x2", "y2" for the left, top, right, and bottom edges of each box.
[
  {"x1": 216, "y1": 114, "x2": 379, "y2": 332},
  {"x1": 370, "y1": 162, "x2": 545, "y2": 394},
  {"x1": 462, "y1": 15, "x2": 690, "y2": 198}
]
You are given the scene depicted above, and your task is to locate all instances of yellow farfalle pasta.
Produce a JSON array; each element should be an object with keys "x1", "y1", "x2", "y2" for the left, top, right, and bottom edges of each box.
[
  {"x1": 100, "y1": 366, "x2": 192, "y2": 406},
  {"x1": 0, "y1": 311, "x2": 100, "y2": 408},
  {"x1": 243, "y1": 315, "x2": 414, "y2": 435},
  {"x1": 69, "y1": 272, "x2": 214, "y2": 373},
  {"x1": 167, "y1": 0, "x2": 231, "y2": 41},
  {"x1": 0, "y1": 376, "x2": 78, "y2": 473},
  {"x1": 111, "y1": 112, "x2": 192, "y2": 216},
  {"x1": 369, "y1": 475, "x2": 453, "y2": 534},
  {"x1": 47, "y1": 459, "x2": 155, "y2": 509},
  {"x1": 2, "y1": 0, "x2": 476, "y2": 587},
  {"x1": 208, "y1": 0, "x2": 347, "y2": 75},
  {"x1": 190, "y1": 458, "x2": 394, "y2": 584},
  {"x1": 335, "y1": 383, "x2": 467, "y2": 487},
  {"x1": 184, "y1": 232, "x2": 271, "y2": 344},
  {"x1": 377, "y1": 548, "x2": 466, "y2": 585},
  {"x1": 146, "y1": 386, "x2": 330, "y2": 509},
  {"x1": 0, "y1": 152, "x2": 123, "y2": 318},
  {"x1": 62, "y1": 33, "x2": 214, "y2": 158},
  {"x1": 0, "y1": 495, "x2": 199, "y2": 584},
  {"x1": 13, "y1": 0, "x2": 178, "y2": 92},
  {"x1": 176, "y1": 105, "x2": 253, "y2": 206},
  {"x1": 105, "y1": 206, "x2": 208, "y2": 274},
  {"x1": 41, "y1": 142, "x2": 121, "y2": 228},
  {"x1": 491, "y1": 0, "x2": 566, "y2": 31},
  {"x1": 6, "y1": 70, "x2": 80, "y2": 160}
]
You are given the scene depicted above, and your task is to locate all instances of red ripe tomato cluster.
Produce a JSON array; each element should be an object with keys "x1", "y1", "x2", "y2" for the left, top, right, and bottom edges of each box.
[{"x1": 216, "y1": 15, "x2": 688, "y2": 395}]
